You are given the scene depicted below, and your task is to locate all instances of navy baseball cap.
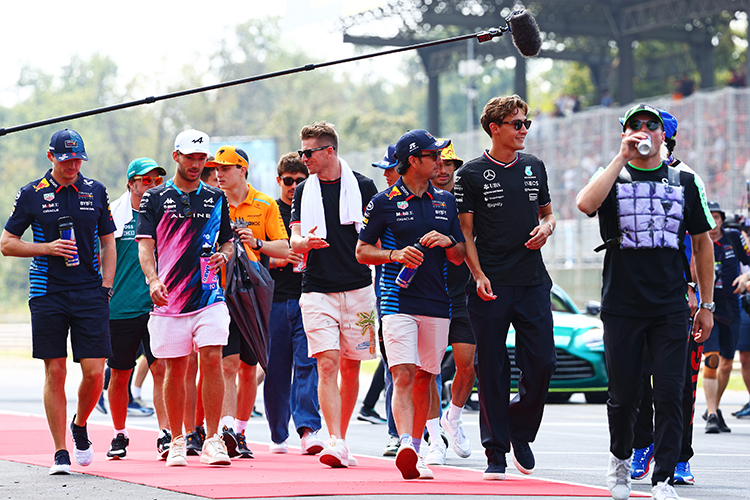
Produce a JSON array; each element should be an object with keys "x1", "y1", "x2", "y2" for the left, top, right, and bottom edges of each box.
[
  {"x1": 372, "y1": 144, "x2": 397, "y2": 169},
  {"x1": 659, "y1": 109, "x2": 678, "y2": 140},
  {"x1": 708, "y1": 200, "x2": 725, "y2": 220},
  {"x1": 49, "y1": 129, "x2": 88, "y2": 161},
  {"x1": 394, "y1": 129, "x2": 450, "y2": 161}
]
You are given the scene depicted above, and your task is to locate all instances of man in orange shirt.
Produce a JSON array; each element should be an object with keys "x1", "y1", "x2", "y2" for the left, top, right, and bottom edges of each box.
[{"x1": 213, "y1": 145, "x2": 290, "y2": 458}]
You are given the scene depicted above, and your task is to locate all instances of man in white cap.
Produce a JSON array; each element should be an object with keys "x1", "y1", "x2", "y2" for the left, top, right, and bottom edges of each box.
[{"x1": 137, "y1": 129, "x2": 235, "y2": 467}]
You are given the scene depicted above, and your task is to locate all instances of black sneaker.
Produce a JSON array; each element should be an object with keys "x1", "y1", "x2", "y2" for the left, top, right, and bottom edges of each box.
[
  {"x1": 705, "y1": 413, "x2": 721, "y2": 433},
  {"x1": 236, "y1": 431, "x2": 254, "y2": 459},
  {"x1": 221, "y1": 426, "x2": 239, "y2": 458},
  {"x1": 156, "y1": 429, "x2": 172, "y2": 460},
  {"x1": 106, "y1": 433, "x2": 129, "y2": 459},
  {"x1": 357, "y1": 406, "x2": 386, "y2": 424},
  {"x1": 49, "y1": 450, "x2": 71, "y2": 475},
  {"x1": 185, "y1": 431, "x2": 202, "y2": 456},
  {"x1": 715, "y1": 409, "x2": 731, "y2": 432},
  {"x1": 510, "y1": 440, "x2": 535, "y2": 474},
  {"x1": 70, "y1": 417, "x2": 93, "y2": 466},
  {"x1": 195, "y1": 425, "x2": 206, "y2": 443}
]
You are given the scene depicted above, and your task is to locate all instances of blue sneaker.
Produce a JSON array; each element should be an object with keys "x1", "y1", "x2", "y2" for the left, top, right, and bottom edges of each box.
[
  {"x1": 673, "y1": 461, "x2": 694, "y2": 485},
  {"x1": 127, "y1": 398, "x2": 155, "y2": 417},
  {"x1": 95, "y1": 392, "x2": 107, "y2": 414},
  {"x1": 630, "y1": 443, "x2": 654, "y2": 480},
  {"x1": 732, "y1": 401, "x2": 750, "y2": 419}
]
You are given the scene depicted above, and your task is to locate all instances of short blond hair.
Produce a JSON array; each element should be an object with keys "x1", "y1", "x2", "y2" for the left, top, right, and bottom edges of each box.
[
  {"x1": 480, "y1": 95, "x2": 529, "y2": 137},
  {"x1": 300, "y1": 121, "x2": 339, "y2": 151}
]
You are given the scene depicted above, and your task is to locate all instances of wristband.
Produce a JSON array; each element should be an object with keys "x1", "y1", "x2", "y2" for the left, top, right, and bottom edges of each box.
[
  {"x1": 388, "y1": 249, "x2": 394, "y2": 262},
  {"x1": 218, "y1": 252, "x2": 229, "y2": 264},
  {"x1": 546, "y1": 221, "x2": 554, "y2": 235}
]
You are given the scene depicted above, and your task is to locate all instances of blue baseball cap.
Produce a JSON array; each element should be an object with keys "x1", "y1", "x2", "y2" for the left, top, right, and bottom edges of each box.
[
  {"x1": 49, "y1": 129, "x2": 88, "y2": 161},
  {"x1": 127, "y1": 157, "x2": 167, "y2": 179},
  {"x1": 659, "y1": 109, "x2": 678, "y2": 140},
  {"x1": 372, "y1": 144, "x2": 397, "y2": 169},
  {"x1": 394, "y1": 129, "x2": 450, "y2": 161}
]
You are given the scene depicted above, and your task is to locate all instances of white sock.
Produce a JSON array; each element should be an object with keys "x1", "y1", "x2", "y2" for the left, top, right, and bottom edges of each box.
[
  {"x1": 425, "y1": 418, "x2": 442, "y2": 445},
  {"x1": 131, "y1": 386, "x2": 142, "y2": 400},
  {"x1": 448, "y1": 403, "x2": 463, "y2": 422},
  {"x1": 221, "y1": 415, "x2": 236, "y2": 430},
  {"x1": 235, "y1": 419, "x2": 248, "y2": 434},
  {"x1": 114, "y1": 428, "x2": 128, "y2": 438}
]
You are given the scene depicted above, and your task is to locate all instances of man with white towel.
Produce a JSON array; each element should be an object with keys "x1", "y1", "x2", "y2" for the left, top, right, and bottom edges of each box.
[{"x1": 290, "y1": 121, "x2": 379, "y2": 468}]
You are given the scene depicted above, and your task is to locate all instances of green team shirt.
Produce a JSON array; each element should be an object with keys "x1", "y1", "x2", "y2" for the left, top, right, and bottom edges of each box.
[{"x1": 110, "y1": 210, "x2": 152, "y2": 320}]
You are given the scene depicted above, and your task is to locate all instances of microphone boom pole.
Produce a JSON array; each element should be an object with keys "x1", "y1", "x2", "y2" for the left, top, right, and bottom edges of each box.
[{"x1": 0, "y1": 10, "x2": 538, "y2": 137}]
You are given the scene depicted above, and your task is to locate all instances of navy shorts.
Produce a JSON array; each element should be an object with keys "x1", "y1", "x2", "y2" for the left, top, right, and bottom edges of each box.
[
  {"x1": 222, "y1": 318, "x2": 258, "y2": 366},
  {"x1": 448, "y1": 314, "x2": 476, "y2": 345},
  {"x1": 108, "y1": 313, "x2": 157, "y2": 370},
  {"x1": 738, "y1": 310, "x2": 750, "y2": 352},
  {"x1": 703, "y1": 318, "x2": 739, "y2": 360},
  {"x1": 30, "y1": 287, "x2": 112, "y2": 362}
]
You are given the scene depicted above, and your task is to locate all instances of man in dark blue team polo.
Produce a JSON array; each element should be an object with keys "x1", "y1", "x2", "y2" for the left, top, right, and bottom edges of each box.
[
  {"x1": 357, "y1": 129, "x2": 465, "y2": 481},
  {"x1": 1, "y1": 129, "x2": 117, "y2": 475},
  {"x1": 454, "y1": 95, "x2": 557, "y2": 481}
]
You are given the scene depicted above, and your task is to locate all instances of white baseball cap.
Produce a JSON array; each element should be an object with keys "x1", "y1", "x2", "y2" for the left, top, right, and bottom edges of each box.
[{"x1": 174, "y1": 129, "x2": 210, "y2": 155}]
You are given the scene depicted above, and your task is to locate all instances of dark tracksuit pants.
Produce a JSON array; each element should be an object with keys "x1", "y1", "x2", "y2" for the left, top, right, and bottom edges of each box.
[
  {"x1": 467, "y1": 283, "x2": 556, "y2": 468},
  {"x1": 602, "y1": 311, "x2": 689, "y2": 486}
]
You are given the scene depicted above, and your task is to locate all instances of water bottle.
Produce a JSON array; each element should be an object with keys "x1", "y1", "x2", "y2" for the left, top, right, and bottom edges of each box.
[
  {"x1": 395, "y1": 242, "x2": 426, "y2": 289},
  {"x1": 199, "y1": 240, "x2": 218, "y2": 290},
  {"x1": 57, "y1": 216, "x2": 79, "y2": 267},
  {"x1": 637, "y1": 136, "x2": 652, "y2": 155}
]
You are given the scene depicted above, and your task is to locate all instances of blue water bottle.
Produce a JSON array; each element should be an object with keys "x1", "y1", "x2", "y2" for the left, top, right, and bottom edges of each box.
[
  {"x1": 395, "y1": 242, "x2": 426, "y2": 289},
  {"x1": 57, "y1": 216, "x2": 79, "y2": 267}
]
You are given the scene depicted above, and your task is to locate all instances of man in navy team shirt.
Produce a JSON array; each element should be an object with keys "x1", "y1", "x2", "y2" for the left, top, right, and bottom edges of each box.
[
  {"x1": 1, "y1": 129, "x2": 117, "y2": 475},
  {"x1": 357, "y1": 129, "x2": 465, "y2": 480}
]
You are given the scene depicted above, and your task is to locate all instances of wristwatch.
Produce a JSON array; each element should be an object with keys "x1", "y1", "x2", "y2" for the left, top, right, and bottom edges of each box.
[
  {"x1": 687, "y1": 282, "x2": 697, "y2": 292},
  {"x1": 254, "y1": 239, "x2": 264, "y2": 251},
  {"x1": 103, "y1": 286, "x2": 114, "y2": 299},
  {"x1": 446, "y1": 235, "x2": 458, "y2": 249},
  {"x1": 699, "y1": 302, "x2": 715, "y2": 313}
]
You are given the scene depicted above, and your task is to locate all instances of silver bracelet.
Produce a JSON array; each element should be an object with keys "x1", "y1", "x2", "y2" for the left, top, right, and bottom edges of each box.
[{"x1": 546, "y1": 221, "x2": 554, "y2": 235}]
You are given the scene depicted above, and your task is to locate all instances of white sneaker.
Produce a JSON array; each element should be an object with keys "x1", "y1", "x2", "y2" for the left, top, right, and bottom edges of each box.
[
  {"x1": 606, "y1": 453, "x2": 632, "y2": 500},
  {"x1": 652, "y1": 481, "x2": 680, "y2": 500},
  {"x1": 424, "y1": 438, "x2": 446, "y2": 465},
  {"x1": 348, "y1": 453, "x2": 358, "y2": 466},
  {"x1": 416, "y1": 455, "x2": 434, "y2": 479},
  {"x1": 269, "y1": 440, "x2": 288, "y2": 454},
  {"x1": 395, "y1": 443, "x2": 419, "y2": 480},
  {"x1": 166, "y1": 436, "x2": 188, "y2": 467},
  {"x1": 300, "y1": 429, "x2": 324, "y2": 455},
  {"x1": 440, "y1": 412, "x2": 471, "y2": 458},
  {"x1": 201, "y1": 434, "x2": 231, "y2": 466},
  {"x1": 319, "y1": 435, "x2": 349, "y2": 468}
]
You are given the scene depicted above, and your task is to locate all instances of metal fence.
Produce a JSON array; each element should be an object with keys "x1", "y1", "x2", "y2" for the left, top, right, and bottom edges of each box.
[{"x1": 347, "y1": 86, "x2": 750, "y2": 304}]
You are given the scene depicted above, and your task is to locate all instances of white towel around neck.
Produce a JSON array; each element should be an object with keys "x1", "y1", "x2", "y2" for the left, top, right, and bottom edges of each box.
[{"x1": 300, "y1": 157, "x2": 363, "y2": 240}]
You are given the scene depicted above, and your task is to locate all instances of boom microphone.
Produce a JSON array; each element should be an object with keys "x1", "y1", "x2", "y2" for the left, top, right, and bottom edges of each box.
[{"x1": 507, "y1": 10, "x2": 542, "y2": 57}]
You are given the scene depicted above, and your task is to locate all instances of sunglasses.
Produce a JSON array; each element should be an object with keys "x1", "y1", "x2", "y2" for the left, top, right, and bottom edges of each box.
[
  {"x1": 297, "y1": 145, "x2": 333, "y2": 159},
  {"x1": 280, "y1": 176, "x2": 307, "y2": 186},
  {"x1": 132, "y1": 175, "x2": 163, "y2": 186},
  {"x1": 627, "y1": 119, "x2": 661, "y2": 132},
  {"x1": 180, "y1": 193, "x2": 193, "y2": 218},
  {"x1": 419, "y1": 151, "x2": 441, "y2": 161},
  {"x1": 502, "y1": 119, "x2": 532, "y2": 130}
]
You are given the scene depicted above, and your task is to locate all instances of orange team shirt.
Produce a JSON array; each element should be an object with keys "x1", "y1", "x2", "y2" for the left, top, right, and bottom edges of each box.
[{"x1": 228, "y1": 184, "x2": 288, "y2": 262}]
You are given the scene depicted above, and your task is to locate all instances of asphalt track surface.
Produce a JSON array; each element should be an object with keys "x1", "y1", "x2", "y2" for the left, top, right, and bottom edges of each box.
[{"x1": 1, "y1": 354, "x2": 748, "y2": 500}]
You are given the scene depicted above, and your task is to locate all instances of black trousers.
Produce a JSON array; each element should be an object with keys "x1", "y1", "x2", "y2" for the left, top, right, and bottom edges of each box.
[
  {"x1": 602, "y1": 311, "x2": 689, "y2": 486},
  {"x1": 468, "y1": 283, "x2": 556, "y2": 468}
]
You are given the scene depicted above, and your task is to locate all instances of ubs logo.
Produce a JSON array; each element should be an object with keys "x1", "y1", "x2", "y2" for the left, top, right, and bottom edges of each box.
[{"x1": 483, "y1": 169, "x2": 496, "y2": 181}]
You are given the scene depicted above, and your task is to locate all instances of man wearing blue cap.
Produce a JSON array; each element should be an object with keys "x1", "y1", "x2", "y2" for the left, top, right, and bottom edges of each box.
[
  {"x1": 106, "y1": 158, "x2": 170, "y2": 460},
  {"x1": 454, "y1": 95, "x2": 556, "y2": 481},
  {"x1": 1, "y1": 129, "x2": 117, "y2": 475},
  {"x1": 358, "y1": 129, "x2": 465, "y2": 480},
  {"x1": 577, "y1": 103, "x2": 715, "y2": 500}
]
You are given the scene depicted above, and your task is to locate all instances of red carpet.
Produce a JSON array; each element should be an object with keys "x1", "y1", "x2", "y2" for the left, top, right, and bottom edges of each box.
[{"x1": 0, "y1": 412, "x2": 646, "y2": 498}]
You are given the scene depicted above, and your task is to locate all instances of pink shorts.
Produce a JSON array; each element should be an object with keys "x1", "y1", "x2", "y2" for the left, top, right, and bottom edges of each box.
[
  {"x1": 299, "y1": 285, "x2": 378, "y2": 360},
  {"x1": 148, "y1": 303, "x2": 230, "y2": 358},
  {"x1": 382, "y1": 314, "x2": 450, "y2": 375}
]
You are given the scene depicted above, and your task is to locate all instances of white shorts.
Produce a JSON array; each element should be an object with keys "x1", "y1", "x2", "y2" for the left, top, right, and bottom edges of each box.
[
  {"x1": 382, "y1": 314, "x2": 450, "y2": 375},
  {"x1": 299, "y1": 284, "x2": 378, "y2": 360},
  {"x1": 149, "y1": 303, "x2": 230, "y2": 358}
]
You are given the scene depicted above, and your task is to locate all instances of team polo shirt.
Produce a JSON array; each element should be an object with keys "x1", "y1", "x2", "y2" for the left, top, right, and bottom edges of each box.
[
  {"x1": 136, "y1": 179, "x2": 233, "y2": 316},
  {"x1": 712, "y1": 228, "x2": 749, "y2": 321},
  {"x1": 110, "y1": 209, "x2": 152, "y2": 320},
  {"x1": 228, "y1": 184, "x2": 288, "y2": 262},
  {"x1": 454, "y1": 151, "x2": 552, "y2": 287},
  {"x1": 290, "y1": 172, "x2": 378, "y2": 293},
  {"x1": 359, "y1": 177, "x2": 464, "y2": 318},
  {"x1": 4, "y1": 169, "x2": 115, "y2": 298}
]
